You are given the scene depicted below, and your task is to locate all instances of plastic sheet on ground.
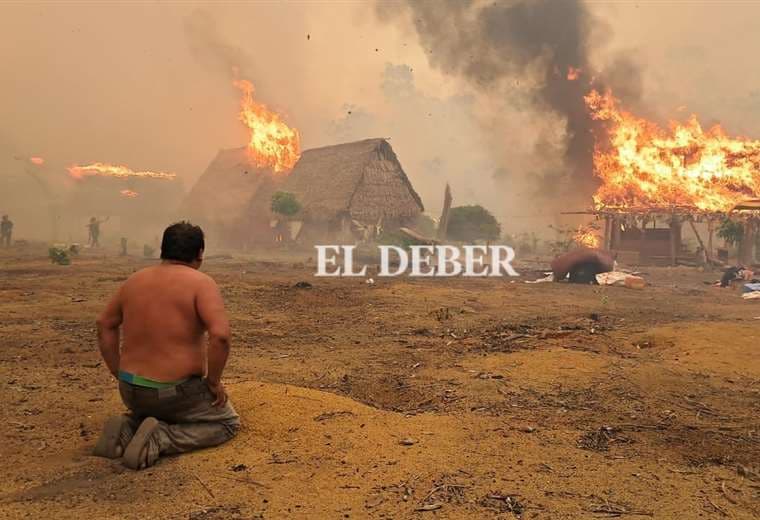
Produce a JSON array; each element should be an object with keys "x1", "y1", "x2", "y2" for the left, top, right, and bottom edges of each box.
[
  {"x1": 525, "y1": 273, "x2": 553, "y2": 284},
  {"x1": 596, "y1": 272, "x2": 646, "y2": 289},
  {"x1": 596, "y1": 272, "x2": 629, "y2": 286}
]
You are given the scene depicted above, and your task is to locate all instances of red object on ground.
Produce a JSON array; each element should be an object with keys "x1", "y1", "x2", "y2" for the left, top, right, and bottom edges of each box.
[{"x1": 551, "y1": 248, "x2": 615, "y2": 282}]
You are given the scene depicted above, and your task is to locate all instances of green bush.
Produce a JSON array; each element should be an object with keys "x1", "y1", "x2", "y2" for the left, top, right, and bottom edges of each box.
[
  {"x1": 271, "y1": 191, "x2": 301, "y2": 217},
  {"x1": 48, "y1": 247, "x2": 71, "y2": 266},
  {"x1": 446, "y1": 205, "x2": 501, "y2": 242},
  {"x1": 717, "y1": 218, "x2": 743, "y2": 246}
]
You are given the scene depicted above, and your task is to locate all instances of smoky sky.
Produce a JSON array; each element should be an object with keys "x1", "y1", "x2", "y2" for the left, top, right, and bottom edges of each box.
[
  {"x1": 184, "y1": 9, "x2": 253, "y2": 81},
  {"x1": 4, "y1": 1, "x2": 760, "y2": 242},
  {"x1": 377, "y1": 0, "x2": 640, "y2": 200}
]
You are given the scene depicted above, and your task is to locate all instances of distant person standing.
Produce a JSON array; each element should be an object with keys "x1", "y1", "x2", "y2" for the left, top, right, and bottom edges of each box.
[
  {"x1": 1, "y1": 215, "x2": 13, "y2": 247},
  {"x1": 88, "y1": 216, "x2": 109, "y2": 248}
]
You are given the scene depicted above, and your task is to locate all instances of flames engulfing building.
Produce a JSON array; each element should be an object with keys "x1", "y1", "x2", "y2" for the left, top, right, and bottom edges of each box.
[
  {"x1": 179, "y1": 147, "x2": 277, "y2": 248},
  {"x1": 564, "y1": 90, "x2": 760, "y2": 266},
  {"x1": 181, "y1": 138, "x2": 424, "y2": 247}
]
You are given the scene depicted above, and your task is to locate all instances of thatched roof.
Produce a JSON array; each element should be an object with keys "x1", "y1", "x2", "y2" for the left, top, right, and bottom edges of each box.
[
  {"x1": 281, "y1": 138, "x2": 423, "y2": 222},
  {"x1": 180, "y1": 147, "x2": 278, "y2": 226}
]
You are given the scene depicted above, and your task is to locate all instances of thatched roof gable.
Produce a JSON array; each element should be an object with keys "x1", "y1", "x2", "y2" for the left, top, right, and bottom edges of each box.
[
  {"x1": 181, "y1": 147, "x2": 277, "y2": 226},
  {"x1": 282, "y1": 138, "x2": 423, "y2": 221}
]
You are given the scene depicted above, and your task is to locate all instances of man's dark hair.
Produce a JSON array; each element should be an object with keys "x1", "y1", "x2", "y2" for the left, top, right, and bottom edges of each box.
[{"x1": 160, "y1": 221, "x2": 205, "y2": 263}]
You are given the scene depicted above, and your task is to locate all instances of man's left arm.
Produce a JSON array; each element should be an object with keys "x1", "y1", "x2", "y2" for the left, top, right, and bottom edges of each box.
[{"x1": 96, "y1": 287, "x2": 123, "y2": 377}]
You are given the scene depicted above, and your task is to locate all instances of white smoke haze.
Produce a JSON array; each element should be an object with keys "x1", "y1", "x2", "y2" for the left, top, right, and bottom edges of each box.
[{"x1": 3, "y1": 1, "x2": 760, "y2": 242}]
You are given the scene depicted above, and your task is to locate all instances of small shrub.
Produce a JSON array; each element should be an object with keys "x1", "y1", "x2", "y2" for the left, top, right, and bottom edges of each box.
[
  {"x1": 48, "y1": 247, "x2": 71, "y2": 266},
  {"x1": 271, "y1": 191, "x2": 302, "y2": 217}
]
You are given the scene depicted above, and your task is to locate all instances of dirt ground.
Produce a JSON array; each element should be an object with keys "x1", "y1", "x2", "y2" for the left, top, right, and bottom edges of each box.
[{"x1": 1, "y1": 245, "x2": 759, "y2": 519}]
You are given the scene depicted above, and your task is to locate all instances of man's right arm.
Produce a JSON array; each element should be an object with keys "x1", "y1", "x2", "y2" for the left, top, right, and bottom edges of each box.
[
  {"x1": 196, "y1": 276, "x2": 231, "y2": 406},
  {"x1": 96, "y1": 286, "x2": 124, "y2": 377}
]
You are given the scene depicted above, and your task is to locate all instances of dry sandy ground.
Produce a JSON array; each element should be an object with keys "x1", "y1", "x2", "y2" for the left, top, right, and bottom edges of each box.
[{"x1": 0, "y1": 246, "x2": 759, "y2": 519}]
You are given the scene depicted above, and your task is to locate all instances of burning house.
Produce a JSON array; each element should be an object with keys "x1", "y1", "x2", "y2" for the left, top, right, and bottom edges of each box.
[
  {"x1": 570, "y1": 90, "x2": 760, "y2": 265},
  {"x1": 179, "y1": 77, "x2": 301, "y2": 247},
  {"x1": 181, "y1": 138, "x2": 424, "y2": 247},
  {"x1": 182, "y1": 79, "x2": 424, "y2": 247},
  {"x1": 179, "y1": 147, "x2": 278, "y2": 248}
]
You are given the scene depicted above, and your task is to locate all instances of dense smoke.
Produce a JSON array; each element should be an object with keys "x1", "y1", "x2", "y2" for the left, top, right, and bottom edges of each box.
[
  {"x1": 184, "y1": 9, "x2": 253, "y2": 80},
  {"x1": 377, "y1": 0, "x2": 641, "y2": 203}
]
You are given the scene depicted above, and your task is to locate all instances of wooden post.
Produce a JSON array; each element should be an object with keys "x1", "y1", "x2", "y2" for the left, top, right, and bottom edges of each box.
[
  {"x1": 739, "y1": 218, "x2": 756, "y2": 265},
  {"x1": 603, "y1": 216, "x2": 611, "y2": 250},
  {"x1": 687, "y1": 218, "x2": 710, "y2": 265},
  {"x1": 707, "y1": 219, "x2": 714, "y2": 264},
  {"x1": 437, "y1": 183, "x2": 452, "y2": 241},
  {"x1": 669, "y1": 215, "x2": 679, "y2": 266},
  {"x1": 638, "y1": 217, "x2": 647, "y2": 263},
  {"x1": 611, "y1": 216, "x2": 621, "y2": 250}
]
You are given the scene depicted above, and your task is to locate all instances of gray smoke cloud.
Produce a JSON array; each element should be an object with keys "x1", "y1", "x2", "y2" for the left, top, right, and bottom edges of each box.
[{"x1": 377, "y1": 0, "x2": 641, "y2": 204}]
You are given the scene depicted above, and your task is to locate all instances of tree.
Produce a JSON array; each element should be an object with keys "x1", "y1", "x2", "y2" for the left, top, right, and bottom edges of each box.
[
  {"x1": 717, "y1": 218, "x2": 743, "y2": 247},
  {"x1": 271, "y1": 191, "x2": 301, "y2": 217},
  {"x1": 446, "y1": 205, "x2": 501, "y2": 242}
]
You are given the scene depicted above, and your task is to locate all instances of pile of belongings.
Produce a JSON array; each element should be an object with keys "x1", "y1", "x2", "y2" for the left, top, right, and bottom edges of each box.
[
  {"x1": 551, "y1": 248, "x2": 615, "y2": 285},
  {"x1": 717, "y1": 266, "x2": 756, "y2": 288}
]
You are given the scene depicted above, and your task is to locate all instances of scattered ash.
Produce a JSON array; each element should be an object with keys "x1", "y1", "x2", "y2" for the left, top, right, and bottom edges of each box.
[{"x1": 577, "y1": 426, "x2": 633, "y2": 452}]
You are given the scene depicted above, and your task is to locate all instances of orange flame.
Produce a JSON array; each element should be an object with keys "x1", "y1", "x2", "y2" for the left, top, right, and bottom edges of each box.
[
  {"x1": 120, "y1": 189, "x2": 139, "y2": 198},
  {"x1": 233, "y1": 79, "x2": 300, "y2": 173},
  {"x1": 573, "y1": 224, "x2": 600, "y2": 248},
  {"x1": 29, "y1": 157, "x2": 45, "y2": 165},
  {"x1": 67, "y1": 163, "x2": 176, "y2": 181},
  {"x1": 567, "y1": 66, "x2": 581, "y2": 81},
  {"x1": 585, "y1": 89, "x2": 760, "y2": 212}
]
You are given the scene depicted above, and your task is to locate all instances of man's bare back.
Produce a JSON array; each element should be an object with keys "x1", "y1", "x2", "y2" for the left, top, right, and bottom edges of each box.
[
  {"x1": 117, "y1": 264, "x2": 220, "y2": 380},
  {"x1": 98, "y1": 261, "x2": 230, "y2": 384}
]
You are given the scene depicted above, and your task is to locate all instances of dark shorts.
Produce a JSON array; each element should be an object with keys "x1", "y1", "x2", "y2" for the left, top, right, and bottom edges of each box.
[{"x1": 118, "y1": 376, "x2": 240, "y2": 455}]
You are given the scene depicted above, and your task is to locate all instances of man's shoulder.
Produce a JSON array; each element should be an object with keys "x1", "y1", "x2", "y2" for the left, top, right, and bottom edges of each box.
[
  {"x1": 193, "y1": 269, "x2": 219, "y2": 287},
  {"x1": 140, "y1": 264, "x2": 217, "y2": 283},
  {"x1": 122, "y1": 266, "x2": 156, "y2": 285}
]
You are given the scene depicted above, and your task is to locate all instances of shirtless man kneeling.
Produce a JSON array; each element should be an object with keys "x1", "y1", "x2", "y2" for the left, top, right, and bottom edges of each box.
[{"x1": 93, "y1": 221, "x2": 240, "y2": 469}]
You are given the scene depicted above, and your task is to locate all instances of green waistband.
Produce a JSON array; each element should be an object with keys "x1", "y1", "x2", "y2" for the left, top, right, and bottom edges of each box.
[{"x1": 118, "y1": 370, "x2": 189, "y2": 389}]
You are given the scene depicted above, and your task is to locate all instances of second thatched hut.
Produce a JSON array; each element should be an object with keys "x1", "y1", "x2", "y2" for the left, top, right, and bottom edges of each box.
[
  {"x1": 181, "y1": 138, "x2": 424, "y2": 247},
  {"x1": 277, "y1": 138, "x2": 424, "y2": 243}
]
